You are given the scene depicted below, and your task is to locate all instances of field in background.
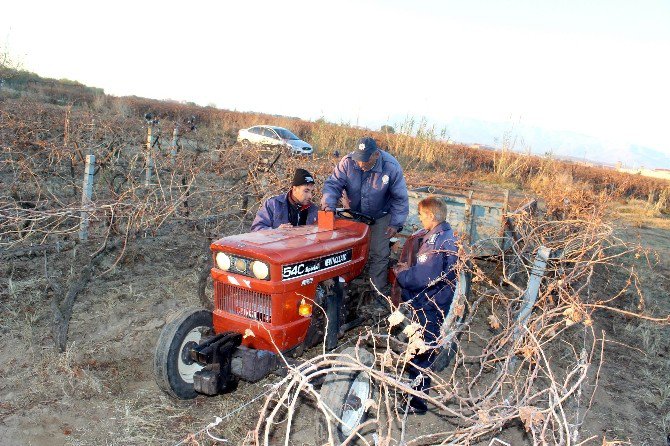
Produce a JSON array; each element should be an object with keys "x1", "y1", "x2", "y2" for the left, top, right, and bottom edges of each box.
[
  {"x1": 2, "y1": 66, "x2": 668, "y2": 210},
  {"x1": 617, "y1": 166, "x2": 670, "y2": 181}
]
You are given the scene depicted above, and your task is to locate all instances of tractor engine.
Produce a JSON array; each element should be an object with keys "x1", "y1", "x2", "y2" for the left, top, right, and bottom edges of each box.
[{"x1": 209, "y1": 211, "x2": 369, "y2": 352}]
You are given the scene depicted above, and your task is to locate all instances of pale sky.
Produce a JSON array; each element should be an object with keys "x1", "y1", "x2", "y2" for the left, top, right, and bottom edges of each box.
[{"x1": 2, "y1": 0, "x2": 669, "y2": 157}]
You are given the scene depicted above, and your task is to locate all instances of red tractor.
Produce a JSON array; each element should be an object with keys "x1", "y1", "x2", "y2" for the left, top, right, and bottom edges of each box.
[
  {"x1": 154, "y1": 210, "x2": 382, "y2": 401},
  {"x1": 154, "y1": 203, "x2": 474, "y2": 442}
]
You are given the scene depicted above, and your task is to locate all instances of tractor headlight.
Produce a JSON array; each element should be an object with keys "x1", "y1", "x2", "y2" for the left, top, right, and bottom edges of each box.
[
  {"x1": 215, "y1": 252, "x2": 231, "y2": 271},
  {"x1": 234, "y1": 257, "x2": 248, "y2": 274},
  {"x1": 251, "y1": 261, "x2": 270, "y2": 280},
  {"x1": 214, "y1": 251, "x2": 270, "y2": 280}
]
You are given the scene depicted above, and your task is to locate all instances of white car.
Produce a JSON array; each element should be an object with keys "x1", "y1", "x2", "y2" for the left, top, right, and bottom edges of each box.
[{"x1": 237, "y1": 125, "x2": 313, "y2": 156}]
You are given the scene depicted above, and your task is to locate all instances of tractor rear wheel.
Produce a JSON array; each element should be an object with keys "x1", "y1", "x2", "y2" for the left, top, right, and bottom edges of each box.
[
  {"x1": 316, "y1": 347, "x2": 375, "y2": 444},
  {"x1": 154, "y1": 307, "x2": 213, "y2": 399}
]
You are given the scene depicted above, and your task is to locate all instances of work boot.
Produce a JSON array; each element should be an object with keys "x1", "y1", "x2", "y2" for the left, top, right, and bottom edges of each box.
[
  {"x1": 371, "y1": 287, "x2": 392, "y2": 311},
  {"x1": 397, "y1": 396, "x2": 428, "y2": 415}
]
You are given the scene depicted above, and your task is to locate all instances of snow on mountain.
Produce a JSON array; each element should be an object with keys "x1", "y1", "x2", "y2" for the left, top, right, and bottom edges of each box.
[{"x1": 438, "y1": 117, "x2": 670, "y2": 169}]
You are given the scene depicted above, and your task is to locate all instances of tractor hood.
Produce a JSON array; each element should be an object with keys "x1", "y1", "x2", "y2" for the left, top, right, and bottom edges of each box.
[{"x1": 211, "y1": 219, "x2": 370, "y2": 267}]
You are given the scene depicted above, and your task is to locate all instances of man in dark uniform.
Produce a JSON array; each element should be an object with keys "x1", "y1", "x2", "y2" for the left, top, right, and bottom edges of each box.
[
  {"x1": 251, "y1": 168, "x2": 318, "y2": 231},
  {"x1": 394, "y1": 195, "x2": 459, "y2": 414},
  {"x1": 321, "y1": 136, "x2": 409, "y2": 292}
]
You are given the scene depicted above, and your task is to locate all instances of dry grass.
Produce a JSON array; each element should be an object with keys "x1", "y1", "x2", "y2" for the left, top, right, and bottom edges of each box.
[{"x1": 612, "y1": 199, "x2": 670, "y2": 230}]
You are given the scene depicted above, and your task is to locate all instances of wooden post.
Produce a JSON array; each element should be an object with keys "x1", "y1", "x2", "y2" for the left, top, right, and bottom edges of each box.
[
  {"x1": 463, "y1": 190, "x2": 475, "y2": 245},
  {"x1": 501, "y1": 189, "x2": 510, "y2": 239},
  {"x1": 505, "y1": 245, "x2": 552, "y2": 373},
  {"x1": 502, "y1": 190, "x2": 509, "y2": 217},
  {"x1": 145, "y1": 125, "x2": 154, "y2": 186},
  {"x1": 63, "y1": 106, "x2": 71, "y2": 151},
  {"x1": 170, "y1": 126, "x2": 179, "y2": 165},
  {"x1": 79, "y1": 155, "x2": 95, "y2": 241},
  {"x1": 515, "y1": 246, "x2": 551, "y2": 331},
  {"x1": 439, "y1": 269, "x2": 469, "y2": 345}
]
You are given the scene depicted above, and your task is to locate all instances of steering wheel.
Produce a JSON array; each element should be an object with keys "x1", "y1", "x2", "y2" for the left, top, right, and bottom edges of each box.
[{"x1": 335, "y1": 209, "x2": 376, "y2": 226}]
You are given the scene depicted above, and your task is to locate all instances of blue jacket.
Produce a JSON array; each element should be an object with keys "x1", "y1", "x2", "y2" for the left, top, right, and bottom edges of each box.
[
  {"x1": 320, "y1": 150, "x2": 409, "y2": 229},
  {"x1": 251, "y1": 193, "x2": 318, "y2": 231},
  {"x1": 395, "y1": 221, "x2": 458, "y2": 310}
]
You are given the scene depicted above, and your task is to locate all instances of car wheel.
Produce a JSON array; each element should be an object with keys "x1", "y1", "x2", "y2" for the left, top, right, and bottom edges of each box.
[
  {"x1": 240, "y1": 139, "x2": 250, "y2": 148},
  {"x1": 154, "y1": 307, "x2": 213, "y2": 399},
  {"x1": 316, "y1": 347, "x2": 375, "y2": 444}
]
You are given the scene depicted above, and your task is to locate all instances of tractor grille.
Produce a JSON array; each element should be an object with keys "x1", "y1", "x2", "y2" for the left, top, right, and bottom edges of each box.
[{"x1": 214, "y1": 281, "x2": 272, "y2": 323}]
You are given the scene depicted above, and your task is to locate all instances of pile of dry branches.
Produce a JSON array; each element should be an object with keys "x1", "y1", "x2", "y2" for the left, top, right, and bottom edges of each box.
[{"x1": 243, "y1": 189, "x2": 668, "y2": 446}]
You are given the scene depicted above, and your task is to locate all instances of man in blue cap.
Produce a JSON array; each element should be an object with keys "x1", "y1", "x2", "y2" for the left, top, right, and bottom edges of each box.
[
  {"x1": 251, "y1": 168, "x2": 319, "y2": 231},
  {"x1": 321, "y1": 136, "x2": 409, "y2": 292}
]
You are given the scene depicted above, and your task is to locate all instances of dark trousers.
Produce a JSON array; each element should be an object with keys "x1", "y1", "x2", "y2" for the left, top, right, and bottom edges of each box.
[
  {"x1": 368, "y1": 213, "x2": 391, "y2": 290},
  {"x1": 407, "y1": 304, "x2": 444, "y2": 410}
]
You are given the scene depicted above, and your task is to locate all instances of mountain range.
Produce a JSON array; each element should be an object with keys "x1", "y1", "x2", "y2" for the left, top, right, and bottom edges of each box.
[{"x1": 436, "y1": 117, "x2": 670, "y2": 170}]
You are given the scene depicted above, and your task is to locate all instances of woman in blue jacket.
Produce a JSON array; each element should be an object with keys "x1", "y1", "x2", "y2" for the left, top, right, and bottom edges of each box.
[{"x1": 394, "y1": 195, "x2": 459, "y2": 414}]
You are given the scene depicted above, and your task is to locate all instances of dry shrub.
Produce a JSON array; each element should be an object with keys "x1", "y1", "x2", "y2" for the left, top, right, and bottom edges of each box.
[
  {"x1": 390, "y1": 117, "x2": 447, "y2": 165},
  {"x1": 647, "y1": 186, "x2": 670, "y2": 216},
  {"x1": 491, "y1": 129, "x2": 531, "y2": 183},
  {"x1": 528, "y1": 168, "x2": 602, "y2": 219},
  {"x1": 309, "y1": 120, "x2": 365, "y2": 156}
]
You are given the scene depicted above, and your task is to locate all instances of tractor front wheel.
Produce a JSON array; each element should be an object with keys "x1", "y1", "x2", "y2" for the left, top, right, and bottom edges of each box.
[{"x1": 154, "y1": 307, "x2": 213, "y2": 399}]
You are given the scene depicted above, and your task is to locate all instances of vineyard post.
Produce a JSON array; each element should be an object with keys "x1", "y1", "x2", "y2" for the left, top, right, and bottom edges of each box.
[
  {"x1": 79, "y1": 154, "x2": 95, "y2": 241},
  {"x1": 500, "y1": 189, "x2": 510, "y2": 236},
  {"x1": 463, "y1": 190, "x2": 475, "y2": 244},
  {"x1": 170, "y1": 126, "x2": 179, "y2": 165},
  {"x1": 145, "y1": 124, "x2": 154, "y2": 185}
]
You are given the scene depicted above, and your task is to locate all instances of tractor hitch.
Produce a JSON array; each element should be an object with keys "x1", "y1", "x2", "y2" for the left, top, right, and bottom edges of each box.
[{"x1": 191, "y1": 331, "x2": 242, "y2": 396}]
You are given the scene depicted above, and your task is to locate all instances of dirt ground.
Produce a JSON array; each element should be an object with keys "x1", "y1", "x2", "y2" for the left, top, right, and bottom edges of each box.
[{"x1": 1, "y1": 204, "x2": 669, "y2": 446}]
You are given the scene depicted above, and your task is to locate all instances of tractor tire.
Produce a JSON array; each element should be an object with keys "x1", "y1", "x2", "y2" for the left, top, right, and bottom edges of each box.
[
  {"x1": 316, "y1": 347, "x2": 375, "y2": 444},
  {"x1": 154, "y1": 307, "x2": 213, "y2": 399}
]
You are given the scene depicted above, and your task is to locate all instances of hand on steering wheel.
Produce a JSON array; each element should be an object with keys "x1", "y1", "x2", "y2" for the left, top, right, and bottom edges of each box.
[{"x1": 335, "y1": 209, "x2": 376, "y2": 226}]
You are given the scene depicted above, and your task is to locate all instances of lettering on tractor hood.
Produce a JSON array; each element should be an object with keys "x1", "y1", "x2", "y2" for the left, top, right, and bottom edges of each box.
[{"x1": 282, "y1": 249, "x2": 353, "y2": 281}]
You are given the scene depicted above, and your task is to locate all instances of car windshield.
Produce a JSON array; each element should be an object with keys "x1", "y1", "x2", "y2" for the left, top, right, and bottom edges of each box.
[{"x1": 273, "y1": 128, "x2": 299, "y2": 140}]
